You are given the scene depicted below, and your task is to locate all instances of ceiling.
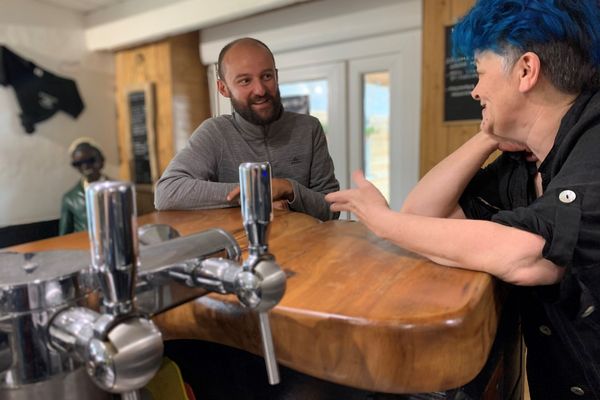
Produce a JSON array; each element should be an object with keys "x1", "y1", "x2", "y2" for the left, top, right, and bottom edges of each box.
[
  {"x1": 33, "y1": 0, "x2": 130, "y2": 14},
  {"x1": 29, "y1": 0, "x2": 311, "y2": 50}
]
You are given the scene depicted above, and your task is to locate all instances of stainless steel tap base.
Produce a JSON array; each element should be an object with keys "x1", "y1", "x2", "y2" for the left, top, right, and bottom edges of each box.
[
  {"x1": 87, "y1": 317, "x2": 163, "y2": 393},
  {"x1": 0, "y1": 250, "x2": 93, "y2": 387},
  {"x1": 49, "y1": 307, "x2": 163, "y2": 393}
]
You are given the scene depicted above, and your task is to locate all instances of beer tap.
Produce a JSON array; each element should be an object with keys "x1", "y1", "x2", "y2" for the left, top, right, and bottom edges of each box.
[
  {"x1": 75, "y1": 163, "x2": 286, "y2": 387},
  {"x1": 184, "y1": 162, "x2": 286, "y2": 384},
  {"x1": 48, "y1": 182, "x2": 163, "y2": 395},
  {"x1": 238, "y1": 162, "x2": 285, "y2": 384},
  {"x1": 1, "y1": 165, "x2": 285, "y2": 399}
]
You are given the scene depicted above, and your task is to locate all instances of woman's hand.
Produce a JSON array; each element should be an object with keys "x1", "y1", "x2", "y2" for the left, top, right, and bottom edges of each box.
[{"x1": 325, "y1": 170, "x2": 390, "y2": 234}]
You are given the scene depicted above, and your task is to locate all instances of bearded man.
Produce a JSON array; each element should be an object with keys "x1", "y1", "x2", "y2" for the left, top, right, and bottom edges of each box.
[{"x1": 155, "y1": 37, "x2": 339, "y2": 221}]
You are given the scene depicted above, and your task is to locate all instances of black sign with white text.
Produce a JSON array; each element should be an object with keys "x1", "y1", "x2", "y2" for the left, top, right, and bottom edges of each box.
[
  {"x1": 127, "y1": 90, "x2": 152, "y2": 184},
  {"x1": 444, "y1": 25, "x2": 481, "y2": 122}
]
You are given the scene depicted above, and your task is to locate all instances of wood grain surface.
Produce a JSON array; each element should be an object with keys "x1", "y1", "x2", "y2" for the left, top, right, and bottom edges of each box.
[
  {"x1": 5, "y1": 208, "x2": 499, "y2": 394},
  {"x1": 420, "y1": 0, "x2": 483, "y2": 177}
]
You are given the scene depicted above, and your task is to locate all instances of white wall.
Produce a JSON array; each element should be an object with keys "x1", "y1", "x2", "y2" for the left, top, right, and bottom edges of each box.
[
  {"x1": 200, "y1": 0, "x2": 421, "y2": 63},
  {"x1": 0, "y1": 0, "x2": 118, "y2": 227}
]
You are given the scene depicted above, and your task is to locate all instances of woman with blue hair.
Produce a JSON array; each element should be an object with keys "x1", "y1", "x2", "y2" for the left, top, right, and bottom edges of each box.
[{"x1": 326, "y1": 1, "x2": 600, "y2": 398}]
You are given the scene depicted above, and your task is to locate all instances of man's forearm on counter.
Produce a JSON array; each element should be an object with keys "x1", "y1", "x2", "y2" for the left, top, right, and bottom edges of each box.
[{"x1": 155, "y1": 177, "x2": 237, "y2": 210}]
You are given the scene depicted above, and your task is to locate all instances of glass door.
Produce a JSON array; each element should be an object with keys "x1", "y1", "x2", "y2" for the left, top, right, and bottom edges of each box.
[
  {"x1": 349, "y1": 54, "x2": 419, "y2": 211},
  {"x1": 277, "y1": 63, "x2": 348, "y2": 191},
  {"x1": 209, "y1": 46, "x2": 420, "y2": 216}
]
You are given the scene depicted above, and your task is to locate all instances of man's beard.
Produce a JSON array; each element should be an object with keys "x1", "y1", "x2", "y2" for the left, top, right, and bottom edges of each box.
[{"x1": 230, "y1": 89, "x2": 283, "y2": 126}]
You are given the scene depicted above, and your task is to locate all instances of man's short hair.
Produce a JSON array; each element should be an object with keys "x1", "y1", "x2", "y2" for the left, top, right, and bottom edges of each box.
[
  {"x1": 451, "y1": 0, "x2": 600, "y2": 93},
  {"x1": 216, "y1": 37, "x2": 275, "y2": 80}
]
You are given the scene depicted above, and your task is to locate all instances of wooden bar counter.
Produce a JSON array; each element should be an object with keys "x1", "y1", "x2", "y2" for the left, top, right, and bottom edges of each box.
[{"x1": 6, "y1": 208, "x2": 501, "y2": 395}]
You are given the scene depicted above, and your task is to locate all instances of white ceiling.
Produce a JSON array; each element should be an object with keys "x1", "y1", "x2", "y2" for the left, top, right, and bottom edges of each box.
[
  {"x1": 29, "y1": 0, "x2": 311, "y2": 50},
  {"x1": 34, "y1": 0, "x2": 129, "y2": 14}
]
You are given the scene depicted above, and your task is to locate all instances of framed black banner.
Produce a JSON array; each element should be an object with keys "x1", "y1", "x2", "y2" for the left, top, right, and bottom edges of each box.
[
  {"x1": 125, "y1": 83, "x2": 158, "y2": 186},
  {"x1": 444, "y1": 25, "x2": 481, "y2": 122}
]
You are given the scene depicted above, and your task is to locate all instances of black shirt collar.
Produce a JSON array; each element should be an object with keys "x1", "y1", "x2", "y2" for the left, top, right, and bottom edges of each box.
[{"x1": 538, "y1": 90, "x2": 598, "y2": 188}]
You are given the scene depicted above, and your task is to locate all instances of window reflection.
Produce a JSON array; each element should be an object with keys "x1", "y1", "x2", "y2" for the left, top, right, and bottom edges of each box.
[
  {"x1": 363, "y1": 72, "x2": 390, "y2": 202},
  {"x1": 280, "y1": 80, "x2": 329, "y2": 134}
]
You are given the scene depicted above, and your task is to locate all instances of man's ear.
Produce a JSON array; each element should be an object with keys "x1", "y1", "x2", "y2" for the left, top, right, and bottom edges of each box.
[
  {"x1": 517, "y1": 52, "x2": 541, "y2": 93},
  {"x1": 217, "y1": 79, "x2": 230, "y2": 98}
]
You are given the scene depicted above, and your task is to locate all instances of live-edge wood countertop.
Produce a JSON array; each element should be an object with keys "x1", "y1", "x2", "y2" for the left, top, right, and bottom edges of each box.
[{"x1": 6, "y1": 208, "x2": 500, "y2": 394}]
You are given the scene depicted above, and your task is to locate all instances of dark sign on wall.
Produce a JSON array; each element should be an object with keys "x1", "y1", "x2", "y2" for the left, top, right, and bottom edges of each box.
[
  {"x1": 444, "y1": 25, "x2": 481, "y2": 122},
  {"x1": 126, "y1": 83, "x2": 157, "y2": 185}
]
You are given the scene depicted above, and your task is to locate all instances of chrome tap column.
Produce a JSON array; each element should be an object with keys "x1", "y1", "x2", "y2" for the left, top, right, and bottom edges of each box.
[
  {"x1": 49, "y1": 181, "x2": 163, "y2": 395},
  {"x1": 86, "y1": 181, "x2": 137, "y2": 316},
  {"x1": 238, "y1": 162, "x2": 286, "y2": 384},
  {"x1": 179, "y1": 162, "x2": 286, "y2": 384},
  {"x1": 240, "y1": 162, "x2": 272, "y2": 259}
]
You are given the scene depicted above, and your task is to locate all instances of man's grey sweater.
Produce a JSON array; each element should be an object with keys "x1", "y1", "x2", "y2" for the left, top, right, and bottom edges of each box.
[{"x1": 154, "y1": 111, "x2": 340, "y2": 221}]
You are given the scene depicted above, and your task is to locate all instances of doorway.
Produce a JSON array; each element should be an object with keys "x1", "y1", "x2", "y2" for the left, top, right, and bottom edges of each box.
[{"x1": 277, "y1": 37, "x2": 420, "y2": 211}]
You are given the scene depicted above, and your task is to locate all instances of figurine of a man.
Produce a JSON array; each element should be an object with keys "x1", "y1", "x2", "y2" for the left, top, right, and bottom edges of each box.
[{"x1": 59, "y1": 138, "x2": 107, "y2": 235}]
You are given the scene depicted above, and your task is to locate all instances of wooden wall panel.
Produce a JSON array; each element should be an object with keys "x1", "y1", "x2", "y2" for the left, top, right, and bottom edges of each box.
[
  {"x1": 114, "y1": 32, "x2": 211, "y2": 215},
  {"x1": 420, "y1": 0, "x2": 479, "y2": 176},
  {"x1": 420, "y1": 0, "x2": 451, "y2": 176},
  {"x1": 169, "y1": 33, "x2": 211, "y2": 155},
  {"x1": 115, "y1": 42, "x2": 172, "y2": 181},
  {"x1": 115, "y1": 32, "x2": 211, "y2": 180}
]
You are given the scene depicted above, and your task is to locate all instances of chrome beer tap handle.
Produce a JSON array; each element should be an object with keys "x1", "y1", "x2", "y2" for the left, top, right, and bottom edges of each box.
[
  {"x1": 239, "y1": 161, "x2": 272, "y2": 262},
  {"x1": 238, "y1": 162, "x2": 286, "y2": 385},
  {"x1": 49, "y1": 181, "x2": 163, "y2": 394},
  {"x1": 85, "y1": 181, "x2": 163, "y2": 394},
  {"x1": 86, "y1": 181, "x2": 138, "y2": 316}
]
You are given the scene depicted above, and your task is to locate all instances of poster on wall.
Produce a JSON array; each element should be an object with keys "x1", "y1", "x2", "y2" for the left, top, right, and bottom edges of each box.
[
  {"x1": 282, "y1": 95, "x2": 310, "y2": 114},
  {"x1": 444, "y1": 25, "x2": 481, "y2": 122},
  {"x1": 125, "y1": 83, "x2": 158, "y2": 186}
]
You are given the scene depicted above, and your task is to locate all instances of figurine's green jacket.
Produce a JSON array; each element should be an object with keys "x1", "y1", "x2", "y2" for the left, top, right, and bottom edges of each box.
[{"x1": 59, "y1": 180, "x2": 87, "y2": 235}]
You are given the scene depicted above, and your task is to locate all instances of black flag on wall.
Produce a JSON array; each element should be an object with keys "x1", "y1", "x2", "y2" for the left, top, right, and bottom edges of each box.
[{"x1": 0, "y1": 45, "x2": 84, "y2": 134}]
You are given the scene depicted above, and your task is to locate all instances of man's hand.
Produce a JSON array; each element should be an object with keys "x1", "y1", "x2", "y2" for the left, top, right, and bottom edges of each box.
[
  {"x1": 271, "y1": 178, "x2": 294, "y2": 202},
  {"x1": 273, "y1": 200, "x2": 290, "y2": 210},
  {"x1": 226, "y1": 186, "x2": 241, "y2": 203},
  {"x1": 225, "y1": 178, "x2": 294, "y2": 204}
]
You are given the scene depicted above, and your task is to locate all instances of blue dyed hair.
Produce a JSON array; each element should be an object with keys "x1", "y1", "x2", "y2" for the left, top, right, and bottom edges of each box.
[{"x1": 452, "y1": 0, "x2": 600, "y2": 92}]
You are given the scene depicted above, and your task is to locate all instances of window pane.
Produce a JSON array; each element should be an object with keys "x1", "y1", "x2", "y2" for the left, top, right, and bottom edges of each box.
[
  {"x1": 363, "y1": 72, "x2": 390, "y2": 202},
  {"x1": 280, "y1": 80, "x2": 329, "y2": 134}
]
